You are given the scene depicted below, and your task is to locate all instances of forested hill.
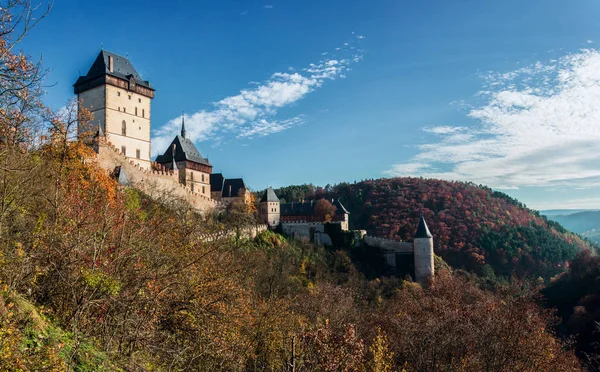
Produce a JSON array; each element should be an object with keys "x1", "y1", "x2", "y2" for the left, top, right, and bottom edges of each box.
[{"x1": 269, "y1": 178, "x2": 593, "y2": 279}]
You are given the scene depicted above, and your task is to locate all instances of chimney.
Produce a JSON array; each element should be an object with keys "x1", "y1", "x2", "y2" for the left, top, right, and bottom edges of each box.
[{"x1": 108, "y1": 55, "x2": 114, "y2": 72}]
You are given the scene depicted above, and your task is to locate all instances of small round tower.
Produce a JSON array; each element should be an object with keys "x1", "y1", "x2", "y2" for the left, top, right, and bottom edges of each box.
[{"x1": 413, "y1": 216, "x2": 434, "y2": 284}]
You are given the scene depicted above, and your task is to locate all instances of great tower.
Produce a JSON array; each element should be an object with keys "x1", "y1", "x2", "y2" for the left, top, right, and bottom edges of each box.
[{"x1": 74, "y1": 51, "x2": 155, "y2": 169}]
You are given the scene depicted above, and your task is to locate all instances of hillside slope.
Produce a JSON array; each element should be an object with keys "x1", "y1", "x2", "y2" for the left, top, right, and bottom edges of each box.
[{"x1": 271, "y1": 178, "x2": 592, "y2": 279}]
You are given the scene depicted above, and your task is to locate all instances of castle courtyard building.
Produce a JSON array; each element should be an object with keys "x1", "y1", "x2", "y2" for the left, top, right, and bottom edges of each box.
[{"x1": 155, "y1": 118, "x2": 212, "y2": 199}]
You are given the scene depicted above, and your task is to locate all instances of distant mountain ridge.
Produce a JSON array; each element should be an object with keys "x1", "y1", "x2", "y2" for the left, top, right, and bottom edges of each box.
[
  {"x1": 542, "y1": 210, "x2": 600, "y2": 244},
  {"x1": 541, "y1": 210, "x2": 600, "y2": 233},
  {"x1": 269, "y1": 178, "x2": 593, "y2": 279},
  {"x1": 541, "y1": 209, "x2": 600, "y2": 217}
]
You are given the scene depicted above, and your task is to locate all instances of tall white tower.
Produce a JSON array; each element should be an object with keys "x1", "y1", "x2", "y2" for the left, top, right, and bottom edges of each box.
[
  {"x1": 74, "y1": 50, "x2": 155, "y2": 169},
  {"x1": 413, "y1": 216, "x2": 434, "y2": 284}
]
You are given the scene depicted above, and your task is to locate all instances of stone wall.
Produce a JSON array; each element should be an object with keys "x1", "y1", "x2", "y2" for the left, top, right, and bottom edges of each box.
[
  {"x1": 363, "y1": 236, "x2": 413, "y2": 267},
  {"x1": 97, "y1": 141, "x2": 216, "y2": 213}
]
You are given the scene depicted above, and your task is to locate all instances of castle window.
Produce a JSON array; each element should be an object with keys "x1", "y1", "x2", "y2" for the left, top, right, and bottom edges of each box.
[
  {"x1": 135, "y1": 107, "x2": 138, "y2": 116},
  {"x1": 117, "y1": 91, "x2": 120, "y2": 97},
  {"x1": 138, "y1": 98, "x2": 141, "y2": 103},
  {"x1": 121, "y1": 146, "x2": 126, "y2": 155},
  {"x1": 202, "y1": 174, "x2": 204, "y2": 182},
  {"x1": 122, "y1": 121, "x2": 126, "y2": 136},
  {"x1": 136, "y1": 149, "x2": 140, "y2": 159},
  {"x1": 142, "y1": 109, "x2": 145, "y2": 118},
  {"x1": 191, "y1": 183, "x2": 194, "y2": 192},
  {"x1": 202, "y1": 186, "x2": 205, "y2": 194},
  {"x1": 128, "y1": 95, "x2": 131, "y2": 100},
  {"x1": 123, "y1": 107, "x2": 126, "y2": 113}
]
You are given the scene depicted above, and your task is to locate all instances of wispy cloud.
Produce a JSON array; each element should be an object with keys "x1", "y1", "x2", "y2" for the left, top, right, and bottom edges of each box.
[
  {"x1": 264, "y1": 4, "x2": 274, "y2": 9},
  {"x1": 151, "y1": 35, "x2": 365, "y2": 156},
  {"x1": 384, "y1": 48, "x2": 600, "y2": 190}
]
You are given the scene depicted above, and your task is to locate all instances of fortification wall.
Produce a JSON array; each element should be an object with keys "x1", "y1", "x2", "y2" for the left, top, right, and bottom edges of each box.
[
  {"x1": 97, "y1": 142, "x2": 217, "y2": 213},
  {"x1": 363, "y1": 236, "x2": 413, "y2": 267},
  {"x1": 363, "y1": 236, "x2": 413, "y2": 253}
]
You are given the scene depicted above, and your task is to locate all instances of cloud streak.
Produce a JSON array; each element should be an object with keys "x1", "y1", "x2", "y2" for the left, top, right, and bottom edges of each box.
[
  {"x1": 385, "y1": 48, "x2": 600, "y2": 190},
  {"x1": 152, "y1": 35, "x2": 364, "y2": 156}
]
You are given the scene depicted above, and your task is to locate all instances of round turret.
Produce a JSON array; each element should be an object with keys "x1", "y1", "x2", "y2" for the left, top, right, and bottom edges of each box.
[{"x1": 413, "y1": 216, "x2": 434, "y2": 284}]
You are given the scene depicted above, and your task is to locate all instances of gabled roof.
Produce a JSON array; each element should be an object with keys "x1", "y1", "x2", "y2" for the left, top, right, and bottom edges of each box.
[
  {"x1": 155, "y1": 135, "x2": 211, "y2": 167},
  {"x1": 74, "y1": 50, "x2": 153, "y2": 90},
  {"x1": 260, "y1": 187, "x2": 279, "y2": 203},
  {"x1": 222, "y1": 178, "x2": 246, "y2": 198},
  {"x1": 414, "y1": 216, "x2": 433, "y2": 239},
  {"x1": 280, "y1": 199, "x2": 349, "y2": 217},
  {"x1": 210, "y1": 173, "x2": 225, "y2": 192}
]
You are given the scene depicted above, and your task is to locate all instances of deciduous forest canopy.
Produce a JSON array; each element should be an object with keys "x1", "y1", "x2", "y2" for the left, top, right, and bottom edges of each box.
[{"x1": 0, "y1": 1, "x2": 595, "y2": 370}]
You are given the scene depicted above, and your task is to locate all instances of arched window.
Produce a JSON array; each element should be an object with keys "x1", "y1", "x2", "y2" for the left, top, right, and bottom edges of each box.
[{"x1": 121, "y1": 121, "x2": 126, "y2": 136}]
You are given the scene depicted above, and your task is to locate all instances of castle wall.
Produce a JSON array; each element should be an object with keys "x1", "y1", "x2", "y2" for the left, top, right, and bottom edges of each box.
[
  {"x1": 182, "y1": 167, "x2": 211, "y2": 199},
  {"x1": 363, "y1": 236, "x2": 413, "y2": 267},
  {"x1": 97, "y1": 142, "x2": 216, "y2": 213}
]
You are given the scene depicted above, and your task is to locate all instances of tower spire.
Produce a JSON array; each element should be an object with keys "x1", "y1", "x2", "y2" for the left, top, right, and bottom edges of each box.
[{"x1": 181, "y1": 113, "x2": 186, "y2": 138}]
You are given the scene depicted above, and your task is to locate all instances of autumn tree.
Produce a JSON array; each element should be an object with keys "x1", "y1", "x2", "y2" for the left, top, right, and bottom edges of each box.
[{"x1": 314, "y1": 198, "x2": 337, "y2": 222}]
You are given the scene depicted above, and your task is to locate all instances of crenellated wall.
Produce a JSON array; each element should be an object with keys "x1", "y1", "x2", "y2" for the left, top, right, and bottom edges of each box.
[{"x1": 97, "y1": 141, "x2": 218, "y2": 213}]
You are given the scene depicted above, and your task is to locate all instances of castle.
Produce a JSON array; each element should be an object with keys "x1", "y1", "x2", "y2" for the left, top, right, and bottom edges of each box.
[
  {"x1": 75, "y1": 50, "x2": 249, "y2": 207},
  {"x1": 75, "y1": 50, "x2": 434, "y2": 284},
  {"x1": 258, "y1": 187, "x2": 435, "y2": 283}
]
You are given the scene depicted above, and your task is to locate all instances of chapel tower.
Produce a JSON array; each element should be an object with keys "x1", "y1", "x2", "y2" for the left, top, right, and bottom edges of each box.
[
  {"x1": 413, "y1": 216, "x2": 434, "y2": 284},
  {"x1": 74, "y1": 50, "x2": 155, "y2": 169},
  {"x1": 260, "y1": 187, "x2": 280, "y2": 227}
]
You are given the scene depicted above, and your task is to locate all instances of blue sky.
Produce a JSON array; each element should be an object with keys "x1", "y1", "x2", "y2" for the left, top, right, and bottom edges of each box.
[{"x1": 19, "y1": 0, "x2": 600, "y2": 210}]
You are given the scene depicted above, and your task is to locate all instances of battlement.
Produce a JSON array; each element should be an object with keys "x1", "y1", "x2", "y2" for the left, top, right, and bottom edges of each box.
[{"x1": 97, "y1": 141, "x2": 217, "y2": 212}]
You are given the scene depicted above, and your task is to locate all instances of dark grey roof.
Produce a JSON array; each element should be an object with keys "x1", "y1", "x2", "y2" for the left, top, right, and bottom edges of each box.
[
  {"x1": 222, "y1": 178, "x2": 246, "y2": 198},
  {"x1": 155, "y1": 135, "x2": 211, "y2": 167},
  {"x1": 260, "y1": 187, "x2": 280, "y2": 203},
  {"x1": 281, "y1": 201, "x2": 315, "y2": 216},
  {"x1": 210, "y1": 173, "x2": 225, "y2": 192},
  {"x1": 414, "y1": 216, "x2": 433, "y2": 238},
  {"x1": 334, "y1": 200, "x2": 349, "y2": 214},
  {"x1": 74, "y1": 50, "x2": 153, "y2": 90},
  {"x1": 117, "y1": 167, "x2": 130, "y2": 186},
  {"x1": 280, "y1": 199, "x2": 349, "y2": 217}
]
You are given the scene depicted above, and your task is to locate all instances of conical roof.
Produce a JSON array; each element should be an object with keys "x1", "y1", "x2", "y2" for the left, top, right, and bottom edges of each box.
[
  {"x1": 414, "y1": 216, "x2": 432, "y2": 238},
  {"x1": 117, "y1": 167, "x2": 130, "y2": 186}
]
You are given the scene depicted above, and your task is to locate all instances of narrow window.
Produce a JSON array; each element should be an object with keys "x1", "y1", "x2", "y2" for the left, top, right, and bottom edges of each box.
[
  {"x1": 128, "y1": 95, "x2": 131, "y2": 100},
  {"x1": 138, "y1": 98, "x2": 141, "y2": 103},
  {"x1": 117, "y1": 91, "x2": 120, "y2": 97},
  {"x1": 123, "y1": 107, "x2": 126, "y2": 113},
  {"x1": 121, "y1": 146, "x2": 126, "y2": 155},
  {"x1": 191, "y1": 183, "x2": 194, "y2": 192},
  {"x1": 121, "y1": 121, "x2": 126, "y2": 136},
  {"x1": 142, "y1": 109, "x2": 145, "y2": 118},
  {"x1": 202, "y1": 174, "x2": 204, "y2": 182},
  {"x1": 135, "y1": 107, "x2": 138, "y2": 116},
  {"x1": 136, "y1": 149, "x2": 140, "y2": 159},
  {"x1": 190, "y1": 172, "x2": 194, "y2": 181},
  {"x1": 202, "y1": 186, "x2": 205, "y2": 194}
]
